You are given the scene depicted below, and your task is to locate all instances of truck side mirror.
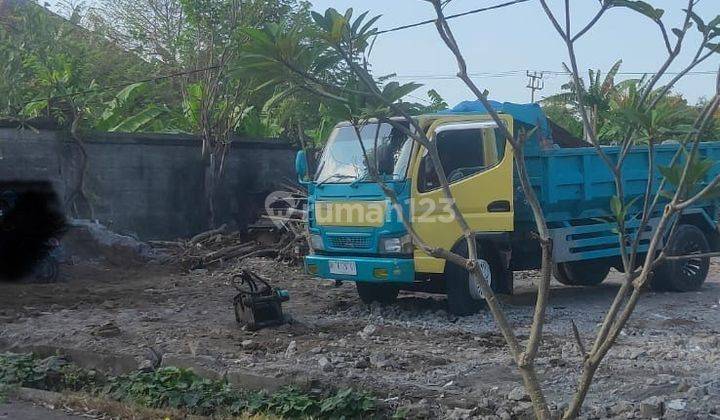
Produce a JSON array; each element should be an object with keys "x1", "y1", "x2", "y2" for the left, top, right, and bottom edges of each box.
[{"x1": 295, "y1": 150, "x2": 308, "y2": 183}]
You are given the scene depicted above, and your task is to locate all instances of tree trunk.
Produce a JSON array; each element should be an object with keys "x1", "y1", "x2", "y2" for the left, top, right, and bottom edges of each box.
[
  {"x1": 65, "y1": 114, "x2": 94, "y2": 220},
  {"x1": 204, "y1": 153, "x2": 217, "y2": 229}
]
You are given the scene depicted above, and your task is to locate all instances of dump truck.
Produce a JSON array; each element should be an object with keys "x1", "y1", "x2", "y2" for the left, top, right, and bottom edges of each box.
[{"x1": 296, "y1": 101, "x2": 720, "y2": 315}]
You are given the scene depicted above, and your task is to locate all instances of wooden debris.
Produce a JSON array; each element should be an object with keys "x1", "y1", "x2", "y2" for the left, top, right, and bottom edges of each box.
[{"x1": 151, "y1": 185, "x2": 308, "y2": 270}]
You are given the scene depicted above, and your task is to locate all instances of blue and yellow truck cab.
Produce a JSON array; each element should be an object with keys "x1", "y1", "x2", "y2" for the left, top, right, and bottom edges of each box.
[{"x1": 297, "y1": 101, "x2": 720, "y2": 315}]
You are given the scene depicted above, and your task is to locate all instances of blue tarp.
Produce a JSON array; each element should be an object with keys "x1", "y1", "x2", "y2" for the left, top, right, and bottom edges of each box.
[{"x1": 440, "y1": 100, "x2": 551, "y2": 140}]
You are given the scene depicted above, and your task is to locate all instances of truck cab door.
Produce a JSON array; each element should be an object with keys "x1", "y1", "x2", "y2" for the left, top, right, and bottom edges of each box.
[{"x1": 411, "y1": 117, "x2": 514, "y2": 273}]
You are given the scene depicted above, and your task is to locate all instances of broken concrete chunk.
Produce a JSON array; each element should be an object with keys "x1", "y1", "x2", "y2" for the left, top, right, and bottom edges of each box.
[
  {"x1": 507, "y1": 386, "x2": 530, "y2": 402},
  {"x1": 285, "y1": 340, "x2": 297, "y2": 358},
  {"x1": 639, "y1": 396, "x2": 664, "y2": 418},
  {"x1": 318, "y1": 356, "x2": 333, "y2": 372},
  {"x1": 354, "y1": 357, "x2": 370, "y2": 369},
  {"x1": 666, "y1": 399, "x2": 686, "y2": 411},
  {"x1": 358, "y1": 324, "x2": 379, "y2": 339}
]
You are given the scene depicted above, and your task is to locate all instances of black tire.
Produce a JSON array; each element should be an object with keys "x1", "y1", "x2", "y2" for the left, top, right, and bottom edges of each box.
[
  {"x1": 495, "y1": 268, "x2": 514, "y2": 295},
  {"x1": 552, "y1": 263, "x2": 572, "y2": 285},
  {"x1": 651, "y1": 224, "x2": 709, "y2": 292},
  {"x1": 445, "y1": 242, "x2": 506, "y2": 316},
  {"x1": 554, "y1": 260, "x2": 610, "y2": 286},
  {"x1": 356, "y1": 282, "x2": 399, "y2": 305}
]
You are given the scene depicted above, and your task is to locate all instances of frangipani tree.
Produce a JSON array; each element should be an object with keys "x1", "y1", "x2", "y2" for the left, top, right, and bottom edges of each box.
[{"x1": 244, "y1": 2, "x2": 720, "y2": 418}]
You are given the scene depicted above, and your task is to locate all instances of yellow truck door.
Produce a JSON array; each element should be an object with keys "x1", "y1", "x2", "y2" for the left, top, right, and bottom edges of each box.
[{"x1": 411, "y1": 116, "x2": 515, "y2": 273}]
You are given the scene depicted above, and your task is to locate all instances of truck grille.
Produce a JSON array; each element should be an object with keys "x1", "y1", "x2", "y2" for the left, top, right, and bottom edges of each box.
[{"x1": 328, "y1": 235, "x2": 372, "y2": 250}]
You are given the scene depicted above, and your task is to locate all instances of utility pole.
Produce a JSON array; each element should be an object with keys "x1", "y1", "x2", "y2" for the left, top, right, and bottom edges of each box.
[{"x1": 526, "y1": 71, "x2": 545, "y2": 103}]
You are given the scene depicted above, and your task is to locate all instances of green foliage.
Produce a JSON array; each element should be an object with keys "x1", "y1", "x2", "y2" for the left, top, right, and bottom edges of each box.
[
  {"x1": 0, "y1": 0, "x2": 154, "y2": 122},
  {"x1": 0, "y1": 353, "x2": 100, "y2": 392},
  {"x1": 543, "y1": 60, "x2": 623, "y2": 141},
  {"x1": 319, "y1": 388, "x2": 376, "y2": 418},
  {"x1": 106, "y1": 367, "x2": 240, "y2": 416},
  {"x1": 1, "y1": 0, "x2": 323, "y2": 140},
  {"x1": 544, "y1": 106, "x2": 584, "y2": 138},
  {"x1": 425, "y1": 89, "x2": 449, "y2": 112},
  {"x1": 610, "y1": 195, "x2": 641, "y2": 224},
  {"x1": 611, "y1": 94, "x2": 695, "y2": 143},
  {"x1": 111, "y1": 106, "x2": 167, "y2": 132},
  {"x1": 543, "y1": 3, "x2": 720, "y2": 144},
  {"x1": 609, "y1": 1, "x2": 664, "y2": 21},
  {"x1": 681, "y1": 9, "x2": 720, "y2": 55},
  {"x1": 381, "y1": 81, "x2": 422, "y2": 104},
  {"x1": 658, "y1": 150, "x2": 720, "y2": 200},
  {"x1": 94, "y1": 83, "x2": 168, "y2": 132},
  {"x1": 106, "y1": 369, "x2": 377, "y2": 418},
  {"x1": 242, "y1": 5, "x2": 432, "y2": 144},
  {"x1": 0, "y1": 352, "x2": 380, "y2": 418},
  {"x1": 544, "y1": 62, "x2": 713, "y2": 144},
  {"x1": 311, "y1": 8, "x2": 380, "y2": 55},
  {"x1": 247, "y1": 386, "x2": 376, "y2": 419}
]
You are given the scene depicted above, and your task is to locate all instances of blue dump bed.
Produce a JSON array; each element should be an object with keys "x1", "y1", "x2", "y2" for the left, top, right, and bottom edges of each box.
[{"x1": 518, "y1": 143, "x2": 720, "y2": 225}]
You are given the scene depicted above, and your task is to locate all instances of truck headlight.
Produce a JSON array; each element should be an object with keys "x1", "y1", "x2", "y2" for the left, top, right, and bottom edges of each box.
[
  {"x1": 310, "y1": 234, "x2": 325, "y2": 251},
  {"x1": 379, "y1": 234, "x2": 413, "y2": 254}
]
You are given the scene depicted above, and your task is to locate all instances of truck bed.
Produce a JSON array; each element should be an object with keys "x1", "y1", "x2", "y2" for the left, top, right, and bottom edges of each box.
[{"x1": 516, "y1": 142, "x2": 720, "y2": 225}]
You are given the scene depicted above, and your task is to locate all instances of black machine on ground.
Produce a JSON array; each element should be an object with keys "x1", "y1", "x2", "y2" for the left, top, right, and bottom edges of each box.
[{"x1": 232, "y1": 268, "x2": 290, "y2": 331}]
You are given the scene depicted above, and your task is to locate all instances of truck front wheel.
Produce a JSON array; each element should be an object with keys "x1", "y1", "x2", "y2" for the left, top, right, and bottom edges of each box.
[
  {"x1": 445, "y1": 243, "x2": 507, "y2": 316},
  {"x1": 356, "y1": 282, "x2": 399, "y2": 305},
  {"x1": 651, "y1": 224, "x2": 709, "y2": 292},
  {"x1": 554, "y1": 260, "x2": 610, "y2": 286}
]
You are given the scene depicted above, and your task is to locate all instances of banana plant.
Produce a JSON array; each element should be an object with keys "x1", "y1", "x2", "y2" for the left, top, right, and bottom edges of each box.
[
  {"x1": 241, "y1": 10, "x2": 423, "y2": 126},
  {"x1": 94, "y1": 82, "x2": 165, "y2": 132}
]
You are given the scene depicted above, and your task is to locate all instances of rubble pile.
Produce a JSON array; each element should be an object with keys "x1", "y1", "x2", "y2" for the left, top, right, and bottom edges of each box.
[{"x1": 62, "y1": 219, "x2": 159, "y2": 265}]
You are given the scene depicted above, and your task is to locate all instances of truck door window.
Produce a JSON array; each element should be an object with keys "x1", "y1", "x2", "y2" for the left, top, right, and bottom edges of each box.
[{"x1": 418, "y1": 127, "x2": 505, "y2": 192}]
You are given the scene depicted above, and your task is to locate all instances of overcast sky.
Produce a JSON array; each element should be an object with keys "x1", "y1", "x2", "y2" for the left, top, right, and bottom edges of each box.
[{"x1": 311, "y1": 0, "x2": 719, "y2": 107}]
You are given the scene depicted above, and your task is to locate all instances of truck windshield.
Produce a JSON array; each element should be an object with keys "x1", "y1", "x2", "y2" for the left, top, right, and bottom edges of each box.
[{"x1": 315, "y1": 123, "x2": 412, "y2": 184}]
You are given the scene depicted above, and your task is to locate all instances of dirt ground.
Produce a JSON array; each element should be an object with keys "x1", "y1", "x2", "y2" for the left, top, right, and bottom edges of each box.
[
  {"x1": 0, "y1": 399, "x2": 83, "y2": 420},
  {"x1": 1, "y1": 255, "x2": 719, "y2": 419}
]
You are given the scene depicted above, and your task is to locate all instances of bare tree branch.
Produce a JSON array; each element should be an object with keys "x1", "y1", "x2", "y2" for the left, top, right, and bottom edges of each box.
[{"x1": 571, "y1": 320, "x2": 587, "y2": 358}]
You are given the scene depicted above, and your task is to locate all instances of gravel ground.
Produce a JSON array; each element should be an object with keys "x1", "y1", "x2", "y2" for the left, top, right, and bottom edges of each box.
[{"x1": 1, "y1": 257, "x2": 719, "y2": 419}]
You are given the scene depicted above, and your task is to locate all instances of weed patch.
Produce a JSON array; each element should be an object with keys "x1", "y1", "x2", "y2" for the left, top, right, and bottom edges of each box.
[{"x1": 0, "y1": 352, "x2": 379, "y2": 418}]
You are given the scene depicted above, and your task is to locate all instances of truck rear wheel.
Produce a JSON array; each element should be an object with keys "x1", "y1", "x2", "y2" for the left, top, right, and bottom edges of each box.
[
  {"x1": 553, "y1": 260, "x2": 610, "y2": 286},
  {"x1": 445, "y1": 242, "x2": 507, "y2": 316},
  {"x1": 356, "y1": 282, "x2": 399, "y2": 305},
  {"x1": 651, "y1": 224, "x2": 709, "y2": 292}
]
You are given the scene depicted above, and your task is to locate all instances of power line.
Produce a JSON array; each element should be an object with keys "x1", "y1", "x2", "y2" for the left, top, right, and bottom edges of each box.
[
  {"x1": 393, "y1": 70, "x2": 718, "y2": 80},
  {"x1": 376, "y1": 0, "x2": 532, "y2": 35}
]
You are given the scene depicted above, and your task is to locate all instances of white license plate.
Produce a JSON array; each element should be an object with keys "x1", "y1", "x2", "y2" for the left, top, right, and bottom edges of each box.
[{"x1": 328, "y1": 260, "x2": 357, "y2": 276}]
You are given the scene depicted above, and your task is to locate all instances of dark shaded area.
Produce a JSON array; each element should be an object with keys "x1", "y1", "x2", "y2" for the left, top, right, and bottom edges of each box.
[
  {"x1": 0, "y1": 181, "x2": 65, "y2": 281},
  {"x1": 0, "y1": 117, "x2": 61, "y2": 130},
  {"x1": 548, "y1": 119, "x2": 593, "y2": 148}
]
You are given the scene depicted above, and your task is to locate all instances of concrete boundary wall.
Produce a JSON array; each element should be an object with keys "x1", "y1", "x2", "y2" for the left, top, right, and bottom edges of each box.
[{"x1": 0, "y1": 126, "x2": 297, "y2": 239}]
